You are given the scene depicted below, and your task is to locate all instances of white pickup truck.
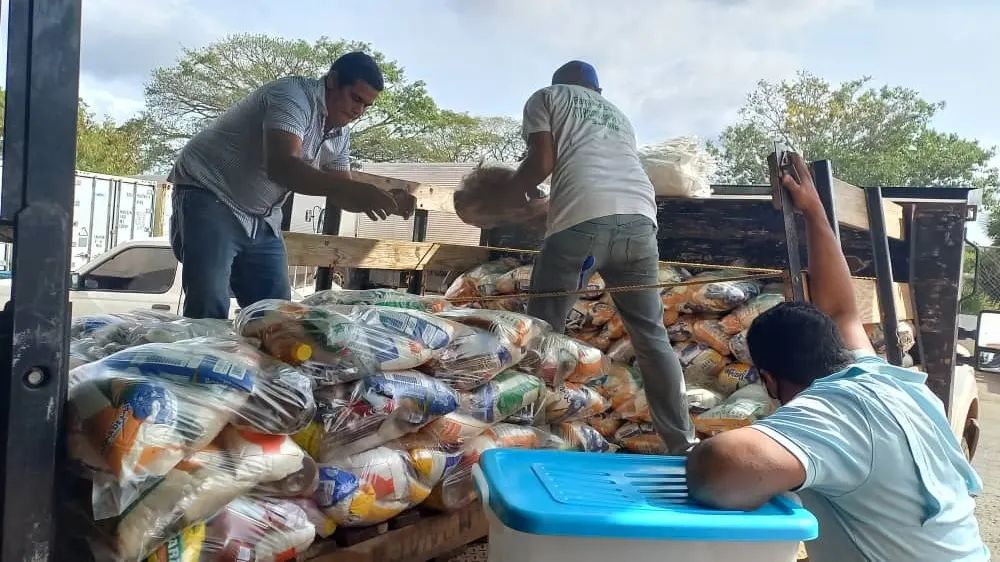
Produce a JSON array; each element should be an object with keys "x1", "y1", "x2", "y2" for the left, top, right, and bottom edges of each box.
[{"x1": 0, "y1": 238, "x2": 319, "y2": 317}]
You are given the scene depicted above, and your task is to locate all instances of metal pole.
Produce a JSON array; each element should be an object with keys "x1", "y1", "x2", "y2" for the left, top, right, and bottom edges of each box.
[
  {"x1": 0, "y1": 0, "x2": 82, "y2": 559},
  {"x1": 314, "y1": 197, "x2": 342, "y2": 291},
  {"x1": 865, "y1": 186, "x2": 904, "y2": 365},
  {"x1": 809, "y1": 160, "x2": 840, "y2": 238},
  {"x1": 407, "y1": 210, "x2": 429, "y2": 294}
]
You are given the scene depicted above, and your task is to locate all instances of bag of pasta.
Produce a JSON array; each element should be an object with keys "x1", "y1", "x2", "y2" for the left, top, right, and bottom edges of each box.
[
  {"x1": 544, "y1": 383, "x2": 610, "y2": 424},
  {"x1": 236, "y1": 300, "x2": 433, "y2": 385},
  {"x1": 586, "y1": 413, "x2": 624, "y2": 441},
  {"x1": 606, "y1": 335, "x2": 636, "y2": 364},
  {"x1": 695, "y1": 382, "x2": 776, "y2": 436},
  {"x1": 729, "y1": 329, "x2": 753, "y2": 364},
  {"x1": 589, "y1": 362, "x2": 650, "y2": 422},
  {"x1": 566, "y1": 300, "x2": 617, "y2": 334},
  {"x1": 674, "y1": 341, "x2": 729, "y2": 388},
  {"x1": 552, "y1": 421, "x2": 615, "y2": 452},
  {"x1": 420, "y1": 370, "x2": 545, "y2": 446},
  {"x1": 692, "y1": 319, "x2": 733, "y2": 356},
  {"x1": 300, "y1": 371, "x2": 460, "y2": 461},
  {"x1": 720, "y1": 293, "x2": 784, "y2": 335},
  {"x1": 614, "y1": 422, "x2": 667, "y2": 455},
  {"x1": 495, "y1": 264, "x2": 533, "y2": 295}
]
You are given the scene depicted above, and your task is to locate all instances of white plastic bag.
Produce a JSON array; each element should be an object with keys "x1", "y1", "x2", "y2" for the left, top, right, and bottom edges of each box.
[{"x1": 638, "y1": 137, "x2": 716, "y2": 198}]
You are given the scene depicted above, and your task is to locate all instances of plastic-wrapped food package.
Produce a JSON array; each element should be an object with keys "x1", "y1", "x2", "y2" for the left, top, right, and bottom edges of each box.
[
  {"x1": 614, "y1": 422, "x2": 667, "y2": 455},
  {"x1": 424, "y1": 424, "x2": 567, "y2": 512},
  {"x1": 729, "y1": 329, "x2": 753, "y2": 364},
  {"x1": 300, "y1": 371, "x2": 460, "y2": 461},
  {"x1": 503, "y1": 384, "x2": 550, "y2": 427},
  {"x1": 586, "y1": 414, "x2": 624, "y2": 441},
  {"x1": 483, "y1": 296, "x2": 529, "y2": 314},
  {"x1": 679, "y1": 271, "x2": 762, "y2": 314},
  {"x1": 544, "y1": 383, "x2": 610, "y2": 424},
  {"x1": 716, "y1": 362, "x2": 760, "y2": 394},
  {"x1": 667, "y1": 315, "x2": 701, "y2": 343},
  {"x1": 566, "y1": 300, "x2": 616, "y2": 334},
  {"x1": 692, "y1": 319, "x2": 733, "y2": 356},
  {"x1": 71, "y1": 311, "x2": 182, "y2": 340},
  {"x1": 453, "y1": 166, "x2": 550, "y2": 229},
  {"x1": 580, "y1": 272, "x2": 606, "y2": 299},
  {"x1": 70, "y1": 314, "x2": 234, "y2": 369},
  {"x1": 351, "y1": 306, "x2": 459, "y2": 352},
  {"x1": 251, "y1": 455, "x2": 320, "y2": 499},
  {"x1": 663, "y1": 307, "x2": 681, "y2": 327},
  {"x1": 589, "y1": 362, "x2": 649, "y2": 422},
  {"x1": 522, "y1": 332, "x2": 608, "y2": 386},
  {"x1": 674, "y1": 341, "x2": 729, "y2": 388},
  {"x1": 110, "y1": 428, "x2": 305, "y2": 561},
  {"x1": 687, "y1": 386, "x2": 726, "y2": 414},
  {"x1": 303, "y1": 288, "x2": 450, "y2": 313},
  {"x1": 391, "y1": 433, "x2": 464, "y2": 490},
  {"x1": 552, "y1": 421, "x2": 614, "y2": 452},
  {"x1": 695, "y1": 383, "x2": 776, "y2": 436},
  {"x1": 422, "y1": 326, "x2": 522, "y2": 390},
  {"x1": 496, "y1": 264, "x2": 533, "y2": 295},
  {"x1": 720, "y1": 293, "x2": 784, "y2": 335},
  {"x1": 67, "y1": 338, "x2": 314, "y2": 491},
  {"x1": 146, "y1": 496, "x2": 316, "y2": 562},
  {"x1": 420, "y1": 370, "x2": 545, "y2": 446},
  {"x1": 606, "y1": 336, "x2": 636, "y2": 364},
  {"x1": 313, "y1": 441, "x2": 455, "y2": 527},
  {"x1": 436, "y1": 308, "x2": 549, "y2": 350},
  {"x1": 286, "y1": 498, "x2": 338, "y2": 539},
  {"x1": 237, "y1": 300, "x2": 433, "y2": 385},
  {"x1": 638, "y1": 137, "x2": 717, "y2": 198},
  {"x1": 443, "y1": 259, "x2": 522, "y2": 300}
]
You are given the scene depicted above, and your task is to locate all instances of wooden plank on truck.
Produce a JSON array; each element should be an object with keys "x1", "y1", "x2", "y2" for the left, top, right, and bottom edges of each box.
[
  {"x1": 306, "y1": 502, "x2": 489, "y2": 562},
  {"x1": 352, "y1": 171, "x2": 456, "y2": 214},
  {"x1": 802, "y1": 273, "x2": 914, "y2": 323},
  {"x1": 283, "y1": 233, "x2": 490, "y2": 272},
  {"x1": 832, "y1": 179, "x2": 905, "y2": 239}
]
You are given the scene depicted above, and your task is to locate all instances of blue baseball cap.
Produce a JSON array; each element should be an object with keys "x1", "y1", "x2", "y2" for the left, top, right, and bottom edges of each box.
[{"x1": 552, "y1": 60, "x2": 600, "y2": 91}]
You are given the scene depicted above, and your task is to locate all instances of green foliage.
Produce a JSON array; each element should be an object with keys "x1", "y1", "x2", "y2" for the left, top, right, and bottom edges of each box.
[
  {"x1": 708, "y1": 72, "x2": 998, "y2": 190},
  {"x1": 144, "y1": 34, "x2": 522, "y2": 169}
]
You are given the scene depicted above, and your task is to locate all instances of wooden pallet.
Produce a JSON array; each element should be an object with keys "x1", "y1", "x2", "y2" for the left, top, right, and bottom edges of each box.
[{"x1": 306, "y1": 502, "x2": 488, "y2": 562}]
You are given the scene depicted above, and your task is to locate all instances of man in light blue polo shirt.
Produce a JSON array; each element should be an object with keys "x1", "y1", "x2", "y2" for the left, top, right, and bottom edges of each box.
[{"x1": 687, "y1": 153, "x2": 987, "y2": 561}]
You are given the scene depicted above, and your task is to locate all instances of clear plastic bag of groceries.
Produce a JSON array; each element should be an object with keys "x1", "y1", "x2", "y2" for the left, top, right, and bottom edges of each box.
[
  {"x1": 667, "y1": 315, "x2": 701, "y2": 343},
  {"x1": 297, "y1": 371, "x2": 460, "y2": 461},
  {"x1": 495, "y1": 264, "x2": 533, "y2": 295},
  {"x1": 720, "y1": 293, "x2": 784, "y2": 335},
  {"x1": 443, "y1": 258, "x2": 522, "y2": 300},
  {"x1": 67, "y1": 338, "x2": 316, "y2": 496},
  {"x1": 236, "y1": 300, "x2": 434, "y2": 385},
  {"x1": 420, "y1": 370, "x2": 545, "y2": 446},
  {"x1": 303, "y1": 288, "x2": 450, "y2": 313},
  {"x1": 674, "y1": 341, "x2": 730, "y2": 388},
  {"x1": 69, "y1": 311, "x2": 204, "y2": 368},
  {"x1": 424, "y1": 424, "x2": 567, "y2": 512},
  {"x1": 586, "y1": 413, "x2": 624, "y2": 441},
  {"x1": 312, "y1": 439, "x2": 460, "y2": 527},
  {"x1": 521, "y1": 332, "x2": 609, "y2": 386},
  {"x1": 420, "y1": 325, "x2": 522, "y2": 390},
  {"x1": 94, "y1": 427, "x2": 306, "y2": 561},
  {"x1": 588, "y1": 362, "x2": 650, "y2": 422},
  {"x1": 566, "y1": 299, "x2": 617, "y2": 334},
  {"x1": 614, "y1": 422, "x2": 667, "y2": 455},
  {"x1": 682, "y1": 270, "x2": 762, "y2": 314},
  {"x1": 436, "y1": 308, "x2": 550, "y2": 352},
  {"x1": 251, "y1": 455, "x2": 321, "y2": 499},
  {"x1": 70, "y1": 310, "x2": 182, "y2": 340},
  {"x1": 729, "y1": 329, "x2": 753, "y2": 364},
  {"x1": 543, "y1": 383, "x2": 610, "y2": 424},
  {"x1": 552, "y1": 421, "x2": 615, "y2": 452},
  {"x1": 145, "y1": 495, "x2": 316, "y2": 562},
  {"x1": 638, "y1": 137, "x2": 717, "y2": 198},
  {"x1": 695, "y1": 382, "x2": 776, "y2": 436},
  {"x1": 344, "y1": 305, "x2": 460, "y2": 352}
]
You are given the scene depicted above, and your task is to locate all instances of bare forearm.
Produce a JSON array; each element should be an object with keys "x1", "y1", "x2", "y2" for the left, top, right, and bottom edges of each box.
[
  {"x1": 510, "y1": 154, "x2": 549, "y2": 195},
  {"x1": 802, "y1": 205, "x2": 860, "y2": 322},
  {"x1": 268, "y1": 157, "x2": 355, "y2": 197}
]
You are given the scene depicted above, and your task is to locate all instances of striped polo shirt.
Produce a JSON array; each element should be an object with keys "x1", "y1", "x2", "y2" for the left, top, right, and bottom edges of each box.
[{"x1": 168, "y1": 76, "x2": 352, "y2": 238}]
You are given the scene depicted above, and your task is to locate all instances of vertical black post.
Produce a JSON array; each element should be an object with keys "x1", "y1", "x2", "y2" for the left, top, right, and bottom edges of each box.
[
  {"x1": 314, "y1": 197, "x2": 342, "y2": 291},
  {"x1": 865, "y1": 186, "x2": 903, "y2": 365},
  {"x1": 0, "y1": 0, "x2": 82, "y2": 560},
  {"x1": 809, "y1": 160, "x2": 840, "y2": 238},
  {"x1": 280, "y1": 193, "x2": 295, "y2": 232},
  {"x1": 774, "y1": 164, "x2": 805, "y2": 301},
  {"x1": 407, "y1": 209, "x2": 429, "y2": 294}
]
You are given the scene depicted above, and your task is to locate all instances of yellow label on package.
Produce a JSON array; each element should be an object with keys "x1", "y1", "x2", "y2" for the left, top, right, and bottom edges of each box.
[{"x1": 146, "y1": 521, "x2": 206, "y2": 562}]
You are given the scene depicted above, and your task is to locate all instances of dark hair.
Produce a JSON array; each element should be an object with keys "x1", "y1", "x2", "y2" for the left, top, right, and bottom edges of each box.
[
  {"x1": 330, "y1": 51, "x2": 384, "y2": 91},
  {"x1": 747, "y1": 301, "x2": 852, "y2": 385}
]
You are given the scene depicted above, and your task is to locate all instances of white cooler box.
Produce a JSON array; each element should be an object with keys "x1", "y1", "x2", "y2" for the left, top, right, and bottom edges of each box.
[{"x1": 473, "y1": 449, "x2": 817, "y2": 562}]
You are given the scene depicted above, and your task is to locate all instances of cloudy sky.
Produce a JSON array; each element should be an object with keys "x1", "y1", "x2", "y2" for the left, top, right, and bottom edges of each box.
[{"x1": 0, "y1": 0, "x2": 993, "y2": 148}]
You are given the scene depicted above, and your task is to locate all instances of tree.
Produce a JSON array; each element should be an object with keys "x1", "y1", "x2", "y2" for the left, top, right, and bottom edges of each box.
[
  {"x1": 0, "y1": 88, "x2": 150, "y2": 175},
  {"x1": 709, "y1": 72, "x2": 998, "y2": 190},
  {"x1": 144, "y1": 34, "x2": 521, "y2": 168}
]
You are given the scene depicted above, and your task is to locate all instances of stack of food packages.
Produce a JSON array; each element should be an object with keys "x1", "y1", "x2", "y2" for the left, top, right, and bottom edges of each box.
[{"x1": 65, "y1": 264, "x2": 918, "y2": 560}]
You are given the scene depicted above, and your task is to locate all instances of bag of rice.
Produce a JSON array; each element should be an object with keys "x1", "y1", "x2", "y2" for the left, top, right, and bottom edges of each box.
[{"x1": 720, "y1": 293, "x2": 784, "y2": 335}]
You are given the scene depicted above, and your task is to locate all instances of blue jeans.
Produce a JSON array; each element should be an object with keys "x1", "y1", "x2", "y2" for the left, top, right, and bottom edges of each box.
[
  {"x1": 527, "y1": 214, "x2": 696, "y2": 453},
  {"x1": 170, "y1": 187, "x2": 291, "y2": 319}
]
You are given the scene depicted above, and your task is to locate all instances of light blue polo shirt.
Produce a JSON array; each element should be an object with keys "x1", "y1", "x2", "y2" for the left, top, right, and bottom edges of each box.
[{"x1": 752, "y1": 353, "x2": 987, "y2": 562}]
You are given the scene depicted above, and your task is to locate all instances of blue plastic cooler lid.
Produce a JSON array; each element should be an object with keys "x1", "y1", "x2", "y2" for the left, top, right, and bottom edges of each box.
[{"x1": 475, "y1": 449, "x2": 818, "y2": 542}]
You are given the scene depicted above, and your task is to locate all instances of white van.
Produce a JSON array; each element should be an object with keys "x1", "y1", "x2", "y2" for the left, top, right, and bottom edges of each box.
[{"x1": 0, "y1": 238, "x2": 319, "y2": 317}]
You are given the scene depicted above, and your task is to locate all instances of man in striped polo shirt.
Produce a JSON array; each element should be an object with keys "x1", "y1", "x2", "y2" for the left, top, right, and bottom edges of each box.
[{"x1": 169, "y1": 51, "x2": 411, "y2": 318}]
